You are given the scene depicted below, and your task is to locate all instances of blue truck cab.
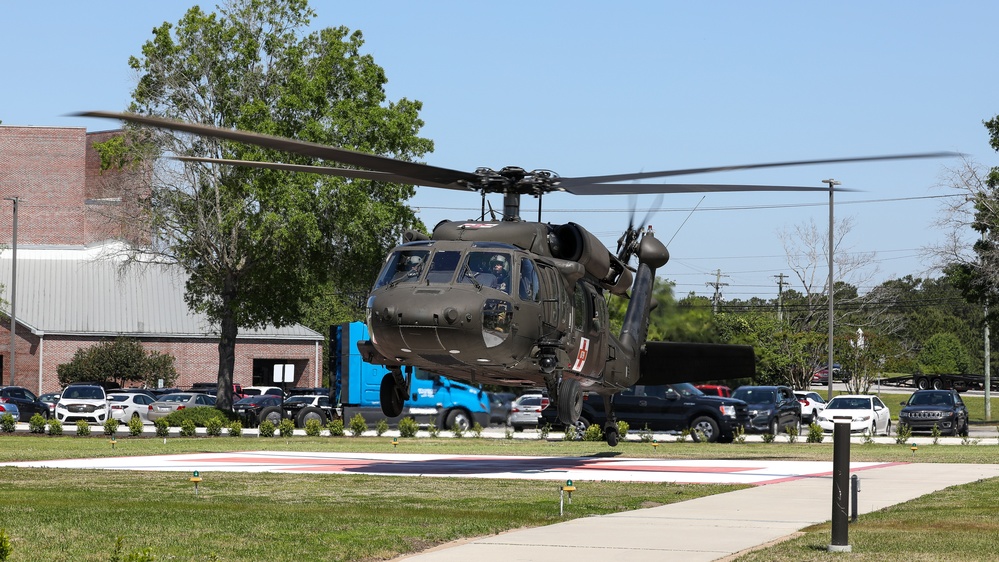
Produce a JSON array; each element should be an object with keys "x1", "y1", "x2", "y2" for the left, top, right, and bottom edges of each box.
[{"x1": 335, "y1": 322, "x2": 491, "y2": 430}]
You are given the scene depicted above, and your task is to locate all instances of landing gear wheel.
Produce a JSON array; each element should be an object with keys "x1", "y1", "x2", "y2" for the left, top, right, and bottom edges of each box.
[
  {"x1": 296, "y1": 407, "x2": 327, "y2": 428},
  {"x1": 380, "y1": 373, "x2": 406, "y2": 418},
  {"x1": 557, "y1": 378, "x2": 583, "y2": 426},
  {"x1": 605, "y1": 424, "x2": 619, "y2": 447}
]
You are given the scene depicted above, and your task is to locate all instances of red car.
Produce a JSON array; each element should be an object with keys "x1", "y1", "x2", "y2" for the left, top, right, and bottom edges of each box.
[{"x1": 696, "y1": 385, "x2": 732, "y2": 398}]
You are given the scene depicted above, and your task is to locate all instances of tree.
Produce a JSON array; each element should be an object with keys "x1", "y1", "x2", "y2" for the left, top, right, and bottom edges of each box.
[
  {"x1": 918, "y1": 332, "x2": 970, "y2": 375},
  {"x1": 98, "y1": 0, "x2": 431, "y2": 409},
  {"x1": 56, "y1": 337, "x2": 178, "y2": 388}
]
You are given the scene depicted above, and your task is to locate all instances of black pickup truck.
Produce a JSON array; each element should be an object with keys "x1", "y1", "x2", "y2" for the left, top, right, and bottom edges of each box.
[{"x1": 542, "y1": 382, "x2": 749, "y2": 443}]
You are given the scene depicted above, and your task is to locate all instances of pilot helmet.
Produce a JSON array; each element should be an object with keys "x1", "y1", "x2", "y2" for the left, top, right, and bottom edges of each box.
[
  {"x1": 404, "y1": 255, "x2": 423, "y2": 268},
  {"x1": 489, "y1": 254, "x2": 508, "y2": 273}
]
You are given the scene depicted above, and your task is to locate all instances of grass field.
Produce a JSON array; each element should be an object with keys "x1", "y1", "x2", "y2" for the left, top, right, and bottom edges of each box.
[{"x1": 1, "y1": 424, "x2": 998, "y2": 561}]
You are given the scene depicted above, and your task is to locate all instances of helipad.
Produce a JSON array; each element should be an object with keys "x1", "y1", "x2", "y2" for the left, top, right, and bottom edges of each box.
[{"x1": 4, "y1": 452, "x2": 896, "y2": 485}]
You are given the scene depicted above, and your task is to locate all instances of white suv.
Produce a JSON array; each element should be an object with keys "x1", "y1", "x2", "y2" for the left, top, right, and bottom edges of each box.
[{"x1": 56, "y1": 384, "x2": 110, "y2": 425}]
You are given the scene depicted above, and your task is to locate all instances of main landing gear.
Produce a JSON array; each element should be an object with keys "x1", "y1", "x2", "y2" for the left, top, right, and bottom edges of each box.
[{"x1": 380, "y1": 367, "x2": 411, "y2": 418}]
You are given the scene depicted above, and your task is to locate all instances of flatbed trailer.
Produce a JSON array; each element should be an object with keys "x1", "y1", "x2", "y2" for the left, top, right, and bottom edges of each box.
[{"x1": 875, "y1": 373, "x2": 999, "y2": 392}]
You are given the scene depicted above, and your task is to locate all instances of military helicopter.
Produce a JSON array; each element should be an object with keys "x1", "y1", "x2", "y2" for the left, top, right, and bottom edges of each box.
[{"x1": 79, "y1": 110, "x2": 953, "y2": 445}]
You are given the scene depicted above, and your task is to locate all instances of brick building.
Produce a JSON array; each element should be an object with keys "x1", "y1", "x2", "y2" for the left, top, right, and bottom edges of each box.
[{"x1": 0, "y1": 126, "x2": 324, "y2": 394}]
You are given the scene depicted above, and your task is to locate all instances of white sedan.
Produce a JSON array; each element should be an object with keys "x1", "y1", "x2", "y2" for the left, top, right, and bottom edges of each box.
[
  {"x1": 816, "y1": 395, "x2": 891, "y2": 435},
  {"x1": 108, "y1": 392, "x2": 156, "y2": 424},
  {"x1": 794, "y1": 391, "x2": 827, "y2": 424}
]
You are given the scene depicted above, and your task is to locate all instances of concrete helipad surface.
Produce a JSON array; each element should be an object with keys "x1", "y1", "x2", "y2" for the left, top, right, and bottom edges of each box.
[{"x1": 4, "y1": 451, "x2": 894, "y2": 485}]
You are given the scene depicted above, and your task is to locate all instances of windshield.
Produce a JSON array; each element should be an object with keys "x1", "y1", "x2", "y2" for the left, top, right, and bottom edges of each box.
[
  {"x1": 374, "y1": 248, "x2": 431, "y2": 288},
  {"x1": 908, "y1": 392, "x2": 953, "y2": 407},
  {"x1": 732, "y1": 388, "x2": 775, "y2": 404},
  {"x1": 160, "y1": 394, "x2": 193, "y2": 403},
  {"x1": 827, "y1": 397, "x2": 872, "y2": 410},
  {"x1": 285, "y1": 396, "x2": 313, "y2": 404}
]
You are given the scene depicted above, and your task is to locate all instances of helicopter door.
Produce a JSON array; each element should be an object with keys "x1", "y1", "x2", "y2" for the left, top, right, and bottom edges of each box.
[{"x1": 533, "y1": 262, "x2": 565, "y2": 334}]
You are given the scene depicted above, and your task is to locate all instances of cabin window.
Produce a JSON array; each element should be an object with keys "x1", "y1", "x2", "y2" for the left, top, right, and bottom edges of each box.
[
  {"x1": 460, "y1": 251, "x2": 512, "y2": 294},
  {"x1": 425, "y1": 250, "x2": 461, "y2": 284},
  {"x1": 572, "y1": 282, "x2": 587, "y2": 331},
  {"x1": 519, "y1": 258, "x2": 540, "y2": 302},
  {"x1": 375, "y1": 249, "x2": 430, "y2": 288}
]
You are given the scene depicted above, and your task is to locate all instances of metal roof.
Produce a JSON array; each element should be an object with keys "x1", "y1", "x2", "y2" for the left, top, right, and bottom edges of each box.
[{"x1": 0, "y1": 253, "x2": 323, "y2": 341}]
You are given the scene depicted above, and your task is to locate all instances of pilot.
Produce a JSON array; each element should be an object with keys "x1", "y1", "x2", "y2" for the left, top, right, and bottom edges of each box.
[
  {"x1": 394, "y1": 254, "x2": 423, "y2": 282},
  {"x1": 488, "y1": 254, "x2": 509, "y2": 292}
]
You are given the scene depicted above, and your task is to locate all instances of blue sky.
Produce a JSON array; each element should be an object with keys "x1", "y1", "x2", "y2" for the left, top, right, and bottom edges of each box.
[{"x1": 3, "y1": 2, "x2": 996, "y2": 301}]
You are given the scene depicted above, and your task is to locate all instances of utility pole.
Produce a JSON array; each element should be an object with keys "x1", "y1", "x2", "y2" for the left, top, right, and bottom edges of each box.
[
  {"x1": 706, "y1": 269, "x2": 729, "y2": 314},
  {"x1": 822, "y1": 179, "x2": 840, "y2": 402},
  {"x1": 774, "y1": 273, "x2": 788, "y2": 322}
]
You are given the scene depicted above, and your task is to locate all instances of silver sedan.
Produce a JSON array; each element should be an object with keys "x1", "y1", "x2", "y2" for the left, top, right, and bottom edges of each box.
[{"x1": 147, "y1": 393, "x2": 216, "y2": 422}]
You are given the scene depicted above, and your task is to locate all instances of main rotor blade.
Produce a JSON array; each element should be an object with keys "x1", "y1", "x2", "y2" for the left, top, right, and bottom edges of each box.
[
  {"x1": 175, "y1": 156, "x2": 465, "y2": 189},
  {"x1": 562, "y1": 183, "x2": 858, "y2": 196},
  {"x1": 557, "y1": 152, "x2": 961, "y2": 187},
  {"x1": 75, "y1": 111, "x2": 479, "y2": 187}
]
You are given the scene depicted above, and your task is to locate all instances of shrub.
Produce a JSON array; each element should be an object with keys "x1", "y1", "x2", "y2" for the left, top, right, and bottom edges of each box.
[
  {"x1": 179, "y1": 419, "x2": 197, "y2": 437},
  {"x1": 676, "y1": 429, "x2": 689, "y2": 442},
  {"x1": 397, "y1": 417, "x2": 418, "y2": 438},
  {"x1": 784, "y1": 424, "x2": 799, "y2": 444},
  {"x1": 806, "y1": 423, "x2": 825, "y2": 443},
  {"x1": 0, "y1": 414, "x2": 15, "y2": 433},
  {"x1": 733, "y1": 425, "x2": 746, "y2": 444},
  {"x1": 128, "y1": 416, "x2": 144, "y2": 436},
  {"x1": 537, "y1": 423, "x2": 551, "y2": 440},
  {"x1": 104, "y1": 417, "x2": 121, "y2": 436},
  {"x1": 304, "y1": 418, "x2": 322, "y2": 436},
  {"x1": 504, "y1": 426, "x2": 513, "y2": 439},
  {"x1": 205, "y1": 417, "x2": 223, "y2": 437},
  {"x1": 761, "y1": 431, "x2": 776, "y2": 444},
  {"x1": 227, "y1": 419, "x2": 243, "y2": 437},
  {"x1": 582, "y1": 424, "x2": 603, "y2": 442},
  {"x1": 895, "y1": 422, "x2": 912, "y2": 444},
  {"x1": 471, "y1": 422, "x2": 484, "y2": 438},
  {"x1": 617, "y1": 421, "x2": 630, "y2": 440},
  {"x1": 154, "y1": 418, "x2": 170, "y2": 438},
  {"x1": 931, "y1": 423, "x2": 941, "y2": 444},
  {"x1": 279, "y1": 418, "x2": 296, "y2": 438},
  {"x1": 375, "y1": 418, "x2": 389, "y2": 437},
  {"x1": 29, "y1": 414, "x2": 47, "y2": 434},
  {"x1": 326, "y1": 418, "x2": 345, "y2": 437},
  {"x1": 562, "y1": 425, "x2": 579, "y2": 441},
  {"x1": 638, "y1": 425, "x2": 654, "y2": 443},
  {"x1": 76, "y1": 420, "x2": 92, "y2": 436},
  {"x1": 258, "y1": 420, "x2": 276, "y2": 437},
  {"x1": 348, "y1": 413, "x2": 367, "y2": 437},
  {"x1": 0, "y1": 528, "x2": 12, "y2": 562},
  {"x1": 427, "y1": 418, "x2": 440, "y2": 438},
  {"x1": 160, "y1": 406, "x2": 234, "y2": 427},
  {"x1": 47, "y1": 418, "x2": 63, "y2": 436}
]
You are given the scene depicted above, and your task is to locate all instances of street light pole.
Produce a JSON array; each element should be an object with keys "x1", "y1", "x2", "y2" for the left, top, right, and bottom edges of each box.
[
  {"x1": 822, "y1": 179, "x2": 840, "y2": 402},
  {"x1": 3, "y1": 196, "x2": 18, "y2": 386}
]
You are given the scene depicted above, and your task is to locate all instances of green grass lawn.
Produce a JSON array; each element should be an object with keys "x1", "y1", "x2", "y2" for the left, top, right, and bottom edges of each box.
[{"x1": 1, "y1": 430, "x2": 998, "y2": 560}]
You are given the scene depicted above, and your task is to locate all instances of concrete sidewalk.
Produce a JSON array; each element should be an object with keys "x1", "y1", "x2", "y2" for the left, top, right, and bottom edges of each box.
[{"x1": 399, "y1": 463, "x2": 999, "y2": 562}]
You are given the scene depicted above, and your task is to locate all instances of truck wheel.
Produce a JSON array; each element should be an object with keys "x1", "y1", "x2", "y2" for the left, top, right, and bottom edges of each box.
[
  {"x1": 446, "y1": 410, "x2": 471, "y2": 431},
  {"x1": 259, "y1": 407, "x2": 283, "y2": 426},
  {"x1": 917, "y1": 377, "x2": 930, "y2": 390},
  {"x1": 296, "y1": 407, "x2": 326, "y2": 428},
  {"x1": 690, "y1": 416, "x2": 720, "y2": 442},
  {"x1": 932, "y1": 378, "x2": 943, "y2": 390}
]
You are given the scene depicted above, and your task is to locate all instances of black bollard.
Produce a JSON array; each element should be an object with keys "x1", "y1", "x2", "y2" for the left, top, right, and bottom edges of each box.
[{"x1": 829, "y1": 420, "x2": 852, "y2": 552}]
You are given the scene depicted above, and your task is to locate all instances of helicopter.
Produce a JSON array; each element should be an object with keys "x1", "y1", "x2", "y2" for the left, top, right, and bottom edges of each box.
[{"x1": 79, "y1": 110, "x2": 954, "y2": 445}]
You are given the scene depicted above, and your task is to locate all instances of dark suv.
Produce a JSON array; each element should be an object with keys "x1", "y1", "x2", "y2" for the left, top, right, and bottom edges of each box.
[
  {"x1": 730, "y1": 385, "x2": 801, "y2": 434},
  {"x1": 542, "y1": 382, "x2": 749, "y2": 443},
  {"x1": 898, "y1": 389, "x2": 969, "y2": 436},
  {"x1": 0, "y1": 386, "x2": 50, "y2": 421}
]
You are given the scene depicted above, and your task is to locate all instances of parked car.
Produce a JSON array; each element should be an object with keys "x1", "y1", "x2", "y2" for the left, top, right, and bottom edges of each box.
[
  {"x1": 232, "y1": 394, "x2": 284, "y2": 427},
  {"x1": 55, "y1": 384, "x2": 110, "y2": 424},
  {"x1": 282, "y1": 394, "x2": 337, "y2": 427},
  {"x1": 0, "y1": 385, "x2": 51, "y2": 421},
  {"x1": 107, "y1": 388, "x2": 157, "y2": 399},
  {"x1": 898, "y1": 389, "x2": 968, "y2": 436},
  {"x1": 187, "y1": 382, "x2": 246, "y2": 398},
  {"x1": 488, "y1": 391, "x2": 516, "y2": 425},
  {"x1": 810, "y1": 363, "x2": 848, "y2": 385},
  {"x1": 0, "y1": 401, "x2": 20, "y2": 421},
  {"x1": 287, "y1": 387, "x2": 330, "y2": 397},
  {"x1": 108, "y1": 392, "x2": 156, "y2": 424},
  {"x1": 816, "y1": 394, "x2": 891, "y2": 435},
  {"x1": 730, "y1": 385, "x2": 801, "y2": 435},
  {"x1": 147, "y1": 393, "x2": 216, "y2": 422},
  {"x1": 242, "y1": 386, "x2": 285, "y2": 397},
  {"x1": 38, "y1": 392, "x2": 61, "y2": 416},
  {"x1": 695, "y1": 384, "x2": 732, "y2": 398},
  {"x1": 510, "y1": 394, "x2": 544, "y2": 431},
  {"x1": 542, "y1": 382, "x2": 750, "y2": 443},
  {"x1": 794, "y1": 390, "x2": 828, "y2": 424}
]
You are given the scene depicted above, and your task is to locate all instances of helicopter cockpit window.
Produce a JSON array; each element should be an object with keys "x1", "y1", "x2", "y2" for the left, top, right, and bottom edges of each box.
[
  {"x1": 519, "y1": 258, "x2": 540, "y2": 302},
  {"x1": 460, "y1": 251, "x2": 512, "y2": 294},
  {"x1": 425, "y1": 250, "x2": 461, "y2": 284},
  {"x1": 375, "y1": 249, "x2": 430, "y2": 288}
]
